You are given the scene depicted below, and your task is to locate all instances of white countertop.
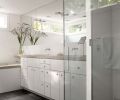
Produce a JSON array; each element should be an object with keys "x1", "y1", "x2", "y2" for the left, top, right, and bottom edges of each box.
[{"x1": 0, "y1": 64, "x2": 21, "y2": 69}]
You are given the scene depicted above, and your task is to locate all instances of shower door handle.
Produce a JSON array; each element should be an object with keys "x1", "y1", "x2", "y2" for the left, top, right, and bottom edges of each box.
[{"x1": 89, "y1": 39, "x2": 93, "y2": 46}]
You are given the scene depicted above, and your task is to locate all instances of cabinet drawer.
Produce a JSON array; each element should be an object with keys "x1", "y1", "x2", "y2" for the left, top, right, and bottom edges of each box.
[
  {"x1": 36, "y1": 59, "x2": 43, "y2": 68},
  {"x1": 51, "y1": 60, "x2": 64, "y2": 71},
  {"x1": 27, "y1": 58, "x2": 37, "y2": 67},
  {"x1": 35, "y1": 59, "x2": 51, "y2": 69},
  {"x1": 45, "y1": 70, "x2": 51, "y2": 83},
  {"x1": 44, "y1": 64, "x2": 50, "y2": 70},
  {"x1": 45, "y1": 83, "x2": 51, "y2": 97},
  {"x1": 69, "y1": 61, "x2": 86, "y2": 75}
]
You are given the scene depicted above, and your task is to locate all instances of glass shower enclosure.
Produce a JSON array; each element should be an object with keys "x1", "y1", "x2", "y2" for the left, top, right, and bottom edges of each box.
[
  {"x1": 91, "y1": 1, "x2": 120, "y2": 100},
  {"x1": 64, "y1": 0, "x2": 87, "y2": 100},
  {"x1": 64, "y1": 0, "x2": 120, "y2": 100}
]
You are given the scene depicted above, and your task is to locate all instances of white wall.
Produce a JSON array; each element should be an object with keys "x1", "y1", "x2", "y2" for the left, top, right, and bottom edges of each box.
[
  {"x1": 0, "y1": 68, "x2": 21, "y2": 93},
  {"x1": 21, "y1": 15, "x2": 64, "y2": 55},
  {"x1": 0, "y1": 14, "x2": 20, "y2": 64},
  {"x1": 23, "y1": 33, "x2": 64, "y2": 55}
]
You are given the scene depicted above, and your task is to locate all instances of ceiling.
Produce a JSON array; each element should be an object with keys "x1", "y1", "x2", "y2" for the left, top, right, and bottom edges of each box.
[
  {"x1": 25, "y1": 0, "x2": 85, "y2": 22},
  {"x1": 0, "y1": 0, "x2": 55, "y2": 14},
  {"x1": 0, "y1": 0, "x2": 85, "y2": 22},
  {"x1": 26, "y1": 0, "x2": 63, "y2": 22}
]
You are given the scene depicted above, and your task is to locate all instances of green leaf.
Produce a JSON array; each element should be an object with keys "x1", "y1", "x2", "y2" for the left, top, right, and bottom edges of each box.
[
  {"x1": 34, "y1": 37, "x2": 39, "y2": 45},
  {"x1": 17, "y1": 36, "x2": 21, "y2": 44}
]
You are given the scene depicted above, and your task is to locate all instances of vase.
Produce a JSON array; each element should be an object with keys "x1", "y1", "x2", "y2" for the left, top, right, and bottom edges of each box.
[{"x1": 19, "y1": 44, "x2": 23, "y2": 55}]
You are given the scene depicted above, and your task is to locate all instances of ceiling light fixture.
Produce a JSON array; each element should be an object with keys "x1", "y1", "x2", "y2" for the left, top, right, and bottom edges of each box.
[{"x1": 55, "y1": 11, "x2": 63, "y2": 16}]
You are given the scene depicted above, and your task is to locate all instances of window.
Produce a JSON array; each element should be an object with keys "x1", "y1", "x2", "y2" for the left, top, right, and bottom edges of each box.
[
  {"x1": 68, "y1": 23, "x2": 86, "y2": 33},
  {"x1": 33, "y1": 20, "x2": 42, "y2": 31},
  {"x1": 0, "y1": 13, "x2": 7, "y2": 29},
  {"x1": 33, "y1": 19, "x2": 62, "y2": 33}
]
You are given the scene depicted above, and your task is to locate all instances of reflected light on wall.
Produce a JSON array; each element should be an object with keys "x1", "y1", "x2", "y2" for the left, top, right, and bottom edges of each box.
[{"x1": 0, "y1": 13, "x2": 7, "y2": 28}]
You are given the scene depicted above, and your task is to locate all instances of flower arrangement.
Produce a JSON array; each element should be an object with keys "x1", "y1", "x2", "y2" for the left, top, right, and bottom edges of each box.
[
  {"x1": 11, "y1": 23, "x2": 47, "y2": 54},
  {"x1": 11, "y1": 23, "x2": 30, "y2": 54}
]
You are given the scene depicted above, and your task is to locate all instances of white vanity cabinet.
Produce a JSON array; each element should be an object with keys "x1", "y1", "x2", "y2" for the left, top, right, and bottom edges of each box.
[{"x1": 21, "y1": 57, "x2": 86, "y2": 100}]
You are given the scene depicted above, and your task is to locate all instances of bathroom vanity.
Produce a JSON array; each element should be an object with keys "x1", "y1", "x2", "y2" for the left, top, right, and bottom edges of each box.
[{"x1": 21, "y1": 45, "x2": 86, "y2": 100}]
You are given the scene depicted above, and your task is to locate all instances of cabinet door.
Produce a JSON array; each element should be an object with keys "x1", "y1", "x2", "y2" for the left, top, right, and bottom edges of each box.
[
  {"x1": 45, "y1": 70, "x2": 51, "y2": 83},
  {"x1": 45, "y1": 83, "x2": 51, "y2": 97},
  {"x1": 51, "y1": 71, "x2": 60, "y2": 100},
  {"x1": 40, "y1": 69, "x2": 45, "y2": 82},
  {"x1": 28, "y1": 67, "x2": 34, "y2": 90},
  {"x1": 21, "y1": 68, "x2": 28, "y2": 88},
  {"x1": 40, "y1": 81, "x2": 45, "y2": 95},
  {"x1": 60, "y1": 72, "x2": 64, "y2": 100},
  {"x1": 71, "y1": 74, "x2": 86, "y2": 100},
  {"x1": 34, "y1": 68, "x2": 41, "y2": 93}
]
